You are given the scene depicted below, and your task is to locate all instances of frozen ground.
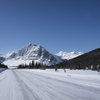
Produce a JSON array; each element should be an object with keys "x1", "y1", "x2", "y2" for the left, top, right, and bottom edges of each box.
[{"x1": 0, "y1": 69, "x2": 100, "y2": 100}]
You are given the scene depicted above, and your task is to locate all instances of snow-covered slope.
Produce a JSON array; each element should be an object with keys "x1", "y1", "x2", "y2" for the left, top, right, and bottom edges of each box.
[
  {"x1": 56, "y1": 51, "x2": 83, "y2": 60},
  {"x1": 2, "y1": 43, "x2": 62, "y2": 67}
]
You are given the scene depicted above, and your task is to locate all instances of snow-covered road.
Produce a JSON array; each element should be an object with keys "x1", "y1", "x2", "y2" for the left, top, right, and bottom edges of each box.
[{"x1": 0, "y1": 69, "x2": 100, "y2": 100}]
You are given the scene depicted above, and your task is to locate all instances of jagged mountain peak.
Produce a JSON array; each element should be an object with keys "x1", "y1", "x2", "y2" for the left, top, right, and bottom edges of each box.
[{"x1": 27, "y1": 43, "x2": 40, "y2": 48}]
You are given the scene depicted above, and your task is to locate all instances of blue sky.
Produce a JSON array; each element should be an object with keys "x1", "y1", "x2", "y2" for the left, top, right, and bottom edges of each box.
[{"x1": 0, "y1": 0, "x2": 100, "y2": 54}]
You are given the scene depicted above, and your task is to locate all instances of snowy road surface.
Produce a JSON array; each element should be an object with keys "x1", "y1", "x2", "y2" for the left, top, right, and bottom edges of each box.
[{"x1": 0, "y1": 69, "x2": 100, "y2": 100}]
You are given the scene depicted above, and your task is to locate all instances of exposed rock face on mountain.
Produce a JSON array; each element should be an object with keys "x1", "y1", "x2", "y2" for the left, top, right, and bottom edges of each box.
[
  {"x1": 1, "y1": 43, "x2": 62, "y2": 67},
  {"x1": 0, "y1": 56, "x2": 5, "y2": 63}
]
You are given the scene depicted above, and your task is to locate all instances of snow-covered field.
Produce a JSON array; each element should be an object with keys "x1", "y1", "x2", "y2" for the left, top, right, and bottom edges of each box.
[{"x1": 0, "y1": 69, "x2": 100, "y2": 100}]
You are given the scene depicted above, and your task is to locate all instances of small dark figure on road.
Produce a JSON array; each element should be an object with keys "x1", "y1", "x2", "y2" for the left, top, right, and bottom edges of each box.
[
  {"x1": 97, "y1": 65, "x2": 100, "y2": 72},
  {"x1": 55, "y1": 67, "x2": 58, "y2": 72},
  {"x1": 64, "y1": 68, "x2": 66, "y2": 73}
]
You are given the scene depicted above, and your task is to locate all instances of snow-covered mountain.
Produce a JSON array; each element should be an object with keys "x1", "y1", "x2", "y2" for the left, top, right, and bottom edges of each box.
[
  {"x1": 56, "y1": 51, "x2": 83, "y2": 60},
  {"x1": 1, "y1": 43, "x2": 62, "y2": 67}
]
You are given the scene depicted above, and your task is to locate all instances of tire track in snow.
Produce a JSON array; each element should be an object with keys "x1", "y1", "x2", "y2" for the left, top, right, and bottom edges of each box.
[
  {"x1": 12, "y1": 70, "x2": 42, "y2": 100},
  {"x1": 15, "y1": 70, "x2": 75, "y2": 100}
]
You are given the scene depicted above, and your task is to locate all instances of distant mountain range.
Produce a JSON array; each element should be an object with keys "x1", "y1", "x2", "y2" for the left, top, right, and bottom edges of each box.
[
  {"x1": 56, "y1": 51, "x2": 83, "y2": 60},
  {"x1": 0, "y1": 43, "x2": 83, "y2": 67}
]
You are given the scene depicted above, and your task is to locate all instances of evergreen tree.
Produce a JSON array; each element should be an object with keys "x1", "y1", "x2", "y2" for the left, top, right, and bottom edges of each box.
[{"x1": 32, "y1": 61, "x2": 35, "y2": 68}]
